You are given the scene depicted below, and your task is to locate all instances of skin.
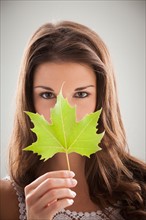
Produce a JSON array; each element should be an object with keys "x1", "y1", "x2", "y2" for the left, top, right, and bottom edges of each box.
[
  {"x1": 33, "y1": 62, "x2": 96, "y2": 121},
  {"x1": 0, "y1": 62, "x2": 98, "y2": 220}
]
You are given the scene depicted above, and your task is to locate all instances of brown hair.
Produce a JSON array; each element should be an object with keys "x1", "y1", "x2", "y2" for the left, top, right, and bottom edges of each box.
[{"x1": 9, "y1": 21, "x2": 146, "y2": 219}]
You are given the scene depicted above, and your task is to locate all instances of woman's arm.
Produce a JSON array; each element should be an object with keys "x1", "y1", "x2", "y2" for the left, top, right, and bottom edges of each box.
[{"x1": 0, "y1": 179, "x2": 19, "y2": 220}]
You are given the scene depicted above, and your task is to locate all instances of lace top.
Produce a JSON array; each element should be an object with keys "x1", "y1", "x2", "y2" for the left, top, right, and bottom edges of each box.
[
  {"x1": 53, "y1": 207, "x2": 125, "y2": 220},
  {"x1": 5, "y1": 177, "x2": 125, "y2": 220}
]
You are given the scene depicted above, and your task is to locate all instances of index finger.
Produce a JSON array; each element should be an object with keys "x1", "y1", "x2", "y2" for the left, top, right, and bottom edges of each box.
[{"x1": 26, "y1": 170, "x2": 75, "y2": 190}]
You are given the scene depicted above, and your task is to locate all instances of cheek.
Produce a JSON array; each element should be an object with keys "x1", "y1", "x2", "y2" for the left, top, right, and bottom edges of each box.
[
  {"x1": 34, "y1": 96, "x2": 96, "y2": 123},
  {"x1": 43, "y1": 110, "x2": 52, "y2": 123},
  {"x1": 76, "y1": 100, "x2": 96, "y2": 121},
  {"x1": 34, "y1": 99, "x2": 56, "y2": 123},
  {"x1": 36, "y1": 105, "x2": 51, "y2": 122}
]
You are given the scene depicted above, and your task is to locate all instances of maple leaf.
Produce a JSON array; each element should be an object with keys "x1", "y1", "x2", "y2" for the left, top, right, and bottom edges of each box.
[{"x1": 24, "y1": 91, "x2": 104, "y2": 170}]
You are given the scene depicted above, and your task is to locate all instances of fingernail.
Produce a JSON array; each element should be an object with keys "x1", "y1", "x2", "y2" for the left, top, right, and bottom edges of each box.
[
  {"x1": 69, "y1": 171, "x2": 75, "y2": 177},
  {"x1": 66, "y1": 171, "x2": 75, "y2": 177},
  {"x1": 68, "y1": 199, "x2": 74, "y2": 205},
  {"x1": 71, "y1": 191, "x2": 76, "y2": 197},
  {"x1": 70, "y1": 179, "x2": 77, "y2": 186}
]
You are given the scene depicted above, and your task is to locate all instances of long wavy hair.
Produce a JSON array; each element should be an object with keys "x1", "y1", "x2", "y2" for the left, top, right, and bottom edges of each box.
[{"x1": 9, "y1": 21, "x2": 146, "y2": 219}]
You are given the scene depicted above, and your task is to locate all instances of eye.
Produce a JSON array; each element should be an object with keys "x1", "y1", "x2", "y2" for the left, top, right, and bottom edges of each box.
[
  {"x1": 40, "y1": 92, "x2": 56, "y2": 99},
  {"x1": 74, "y1": 91, "x2": 89, "y2": 98}
]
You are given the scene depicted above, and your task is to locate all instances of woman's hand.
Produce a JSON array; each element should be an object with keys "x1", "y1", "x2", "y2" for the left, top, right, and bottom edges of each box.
[{"x1": 25, "y1": 170, "x2": 77, "y2": 220}]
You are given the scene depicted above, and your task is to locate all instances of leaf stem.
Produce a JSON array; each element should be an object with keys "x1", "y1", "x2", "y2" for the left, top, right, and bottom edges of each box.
[{"x1": 65, "y1": 152, "x2": 71, "y2": 171}]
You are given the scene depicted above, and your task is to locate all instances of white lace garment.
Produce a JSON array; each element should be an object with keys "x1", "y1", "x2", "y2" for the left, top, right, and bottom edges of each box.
[{"x1": 5, "y1": 177, "x2": 125, "y2": 220}]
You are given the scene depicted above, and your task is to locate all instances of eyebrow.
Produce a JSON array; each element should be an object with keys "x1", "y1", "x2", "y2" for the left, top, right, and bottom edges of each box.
[
  {"x1": 34, "y1": 85, "x2": 95, "y2": 91},
  {"x1": 74, "y1": 85, "x2": 95, "y2": 91},
  {"x1": 34, "y1": 86, "x2": 54, "y2": 91}
]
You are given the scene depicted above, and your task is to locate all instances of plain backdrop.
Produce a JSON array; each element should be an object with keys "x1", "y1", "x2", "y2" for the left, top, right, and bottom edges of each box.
[{"x1": 0, "y1": 0, "x2": 145, "y2": 178}]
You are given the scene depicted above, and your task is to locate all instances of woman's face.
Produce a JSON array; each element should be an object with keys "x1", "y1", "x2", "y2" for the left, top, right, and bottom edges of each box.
[{"x1": 33, "y1": 62, "x2": 96, "y2": 122}]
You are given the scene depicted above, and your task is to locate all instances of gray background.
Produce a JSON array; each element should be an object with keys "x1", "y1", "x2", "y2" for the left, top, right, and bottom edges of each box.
[{"x1": 1, "y1": 0, "x2": 145, "y2": 178}]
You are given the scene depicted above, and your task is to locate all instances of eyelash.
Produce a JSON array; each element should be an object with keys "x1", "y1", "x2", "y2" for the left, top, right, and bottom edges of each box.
[
  {"x1": 39, "y1": 91, "x2": 90, "y2": 100},
  {"x1": 40, "y1": 92, "x2": 56, "y2": 99},
  {"x1": 74, "y1": 91, "x2": 89, "y2": 98}
]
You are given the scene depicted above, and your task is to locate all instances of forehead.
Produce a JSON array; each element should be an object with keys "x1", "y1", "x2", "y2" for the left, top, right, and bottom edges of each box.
[{"x1": 33, "y1": 62, "x2": 96, "y2": 87}]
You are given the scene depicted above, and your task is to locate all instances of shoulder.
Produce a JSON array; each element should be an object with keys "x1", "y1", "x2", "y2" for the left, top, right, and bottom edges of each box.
[{"x1": 0, "y1": 179, "x2": 19, "y2": 220}]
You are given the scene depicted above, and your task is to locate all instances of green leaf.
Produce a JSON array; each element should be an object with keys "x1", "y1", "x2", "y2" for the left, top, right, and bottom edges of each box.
[{"x1": 24, "y1": 91, "x2": 104, "y2": 167}]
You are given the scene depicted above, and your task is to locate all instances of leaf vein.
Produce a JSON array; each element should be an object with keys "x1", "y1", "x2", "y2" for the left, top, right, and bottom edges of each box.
[
  {"x1": 35, "y1": 116, "x2": 62, "y2": 148},
  {"x1": 69, "y1": 115, "x2": 97, "y2": 150}
]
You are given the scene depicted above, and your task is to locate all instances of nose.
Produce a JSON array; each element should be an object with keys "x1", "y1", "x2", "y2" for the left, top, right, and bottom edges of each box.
[
  {"x1": 62, "y1": 93, "x2": 75, "y2": 108},
  {"x1": 60, "y1": 83, "x2": 75, "y2": 107}
]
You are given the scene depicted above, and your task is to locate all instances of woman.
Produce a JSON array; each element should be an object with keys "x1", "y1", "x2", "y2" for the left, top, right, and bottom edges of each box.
[{"x1": 0, "y1": 21, "x2": 146, "y2": 220}]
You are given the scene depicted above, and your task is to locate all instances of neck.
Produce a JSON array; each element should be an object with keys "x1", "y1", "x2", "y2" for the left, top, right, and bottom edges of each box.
[
  {"x1": 37, "y1": 152, "x2": 86, "y2": 178},
  {"x1": 37, "y1": 152, "x2": 89, "y2": 202},
  {"x1": 37, "y1": 153, "x2": 98, "y2": 212}
]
